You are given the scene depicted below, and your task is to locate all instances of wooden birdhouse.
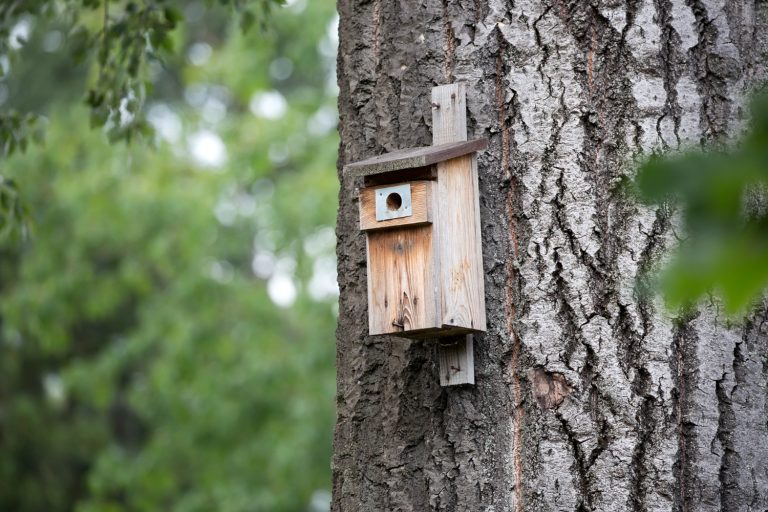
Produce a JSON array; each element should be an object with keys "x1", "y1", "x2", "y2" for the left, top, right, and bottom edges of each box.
[{"x1": 344, "y1": 84, "x2": 487, "y2": 345}]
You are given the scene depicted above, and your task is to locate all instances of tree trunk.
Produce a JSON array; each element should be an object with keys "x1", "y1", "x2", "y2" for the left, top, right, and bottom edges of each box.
[{"x1": 333, "y1": 1, "x2": 768, "y2": 511}]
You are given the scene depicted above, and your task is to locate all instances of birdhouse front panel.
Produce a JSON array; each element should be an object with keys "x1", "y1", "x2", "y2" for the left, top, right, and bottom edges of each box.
[
  {"x1": 366, "y1": 225, "x2": 439, "y2": 335},
  {"x1": 359, "y1": 180, "x2": 434, "y2": 232}
]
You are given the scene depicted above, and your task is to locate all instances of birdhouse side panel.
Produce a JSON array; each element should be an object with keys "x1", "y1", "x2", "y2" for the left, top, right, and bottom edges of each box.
[
  {"x1": 436, "y1": 155, "x2": 487, "y2": 332},
  {"x1": 366, "y1": 226, "x2": 440, "y2": 335}
]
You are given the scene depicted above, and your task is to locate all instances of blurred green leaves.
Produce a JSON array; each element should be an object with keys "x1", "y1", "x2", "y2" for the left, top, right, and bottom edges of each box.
[
  {"x1": 634, "y1": 89, "x2": 768, "y2": 315},
  {"x1": 0, "y1": 0, "x2": 286, "y2": 234},
  {"x1": 1, "y1": 0, "x2": 285, "y2": 145},
  {"x1": 0, "y1": 0, "x2": 339, "y2": 510}
]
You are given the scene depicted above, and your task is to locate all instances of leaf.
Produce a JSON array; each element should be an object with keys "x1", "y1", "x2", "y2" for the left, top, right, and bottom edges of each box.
[
  {"x1": 89, "y1": 106, "x2": 108, "y2": 129},
  {"x1": 164, "y1": 6, "x2": 183, "y2": 27},
  {"x1": 241, "y1": 10, "x2": 256, "y2": 32},
  {"x1": 634, "y1": 88, "x2": 768, "y2": 316}
]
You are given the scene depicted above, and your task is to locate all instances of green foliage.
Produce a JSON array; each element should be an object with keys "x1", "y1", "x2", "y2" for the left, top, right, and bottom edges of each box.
[
  {"x1": 0, "y1": 0, "x2": 285, "y2": 232},
  {"x1": 1, "y1": 0, "x2": 283, "y2": 142},
  {"x1": 0, "y1": 174, "x2": 27, "y2": 240},
  {"x1": 634, "y1": 89, "x2": 768, "y2": 315},
  {"x1": 0, "y1": 0, "x2": 339, "y2": 510}
]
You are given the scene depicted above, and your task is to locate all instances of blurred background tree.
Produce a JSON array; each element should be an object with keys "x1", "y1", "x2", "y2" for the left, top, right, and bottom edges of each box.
[
  {"x1": 0, "y1": 1, "x2": 339, "y2": 511},
  {"x1": 634, "y1": 90, "x2": 768, "y2": 316}
]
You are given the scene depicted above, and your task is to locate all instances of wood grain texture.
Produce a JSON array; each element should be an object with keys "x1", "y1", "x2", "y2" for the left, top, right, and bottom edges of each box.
[
  {"x1": 432, "y1": 84, "x2": 483, "y2": 386},
  {"x1": 431, "y1": 83, "x2": 467, "y2": 145},
  {"x1": 435, "y1": 154, "x2": 487, "y2": 331},
  {"x1": 344, "y1": 139, "x2": 486, "y2": 177},
  {"x1": 438, "y1": 335, "x2": 475, "y2": 386},
  {"x1": 366, "y1": 226, "x2": 439, "y2": 335},
  {"x1": 359, "y1": 180, "x2": 434, "y2": 232}
]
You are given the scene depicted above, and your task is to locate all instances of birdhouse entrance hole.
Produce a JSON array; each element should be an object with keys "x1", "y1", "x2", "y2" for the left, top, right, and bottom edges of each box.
[{"x1": 386, "y1": 192, "x2": 402, "y2": 210}]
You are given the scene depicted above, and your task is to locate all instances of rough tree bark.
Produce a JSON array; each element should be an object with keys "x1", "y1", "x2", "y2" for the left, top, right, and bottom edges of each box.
[{"x1": 333, "y1": 1, "x2": 768, "y2": 511}]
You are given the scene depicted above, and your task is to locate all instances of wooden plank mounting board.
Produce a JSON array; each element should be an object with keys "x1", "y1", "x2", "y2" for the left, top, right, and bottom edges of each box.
[
  {"x1": 438, "y1": 335, "x2": 475, "y2": 386},
  {"x1": 432, "y1": 83, "x2": 481, "y2": 387},
  {"x1": 432, "y1": 83, "x2": 468, "y2": 145}
]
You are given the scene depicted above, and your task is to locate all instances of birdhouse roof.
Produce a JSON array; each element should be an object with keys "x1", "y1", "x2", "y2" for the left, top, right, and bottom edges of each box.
[{"x1": 344, "y1": 139, "x2": 487, "y2": 178}]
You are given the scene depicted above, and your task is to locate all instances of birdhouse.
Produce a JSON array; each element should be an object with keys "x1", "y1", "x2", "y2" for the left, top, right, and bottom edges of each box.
[{"x1": 345, "y1": 105, "x2": 487, "y2": 340}]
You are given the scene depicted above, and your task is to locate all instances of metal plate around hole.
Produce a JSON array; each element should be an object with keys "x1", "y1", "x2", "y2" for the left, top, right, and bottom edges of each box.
[{"x1": 375, "y1": 183, "x2": 412, "y2": 221}]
